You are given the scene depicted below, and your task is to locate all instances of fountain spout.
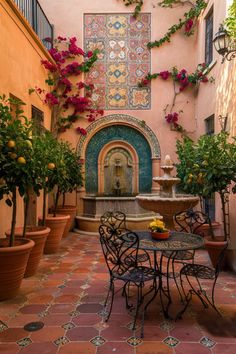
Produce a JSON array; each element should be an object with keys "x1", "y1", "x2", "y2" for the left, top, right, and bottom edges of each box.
[{"x1": 153, "y1": 154, "x2": 180, "y2": 198}]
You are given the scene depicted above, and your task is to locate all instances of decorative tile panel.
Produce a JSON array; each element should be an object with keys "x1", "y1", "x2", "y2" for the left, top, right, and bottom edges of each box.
[{"x1": 84, "y1": 13, "x2": 151, "y2": 109}]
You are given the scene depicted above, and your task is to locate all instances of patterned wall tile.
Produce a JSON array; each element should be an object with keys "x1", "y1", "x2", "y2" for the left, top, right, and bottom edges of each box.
[
  {"x1": 84, "y1": 13, "x2": 151, "y2": 110},
  {"x1": 85, "y1": 125, "x2": 152, "y2": 193}
]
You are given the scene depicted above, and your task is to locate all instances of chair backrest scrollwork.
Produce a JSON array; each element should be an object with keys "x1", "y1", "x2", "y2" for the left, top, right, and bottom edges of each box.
[
  {"x1": 99, "y1": 225, "x2": 139, "y2": 276},
  {"x1": 174, "y1": 209, "x2": 210, "y2": 236}
]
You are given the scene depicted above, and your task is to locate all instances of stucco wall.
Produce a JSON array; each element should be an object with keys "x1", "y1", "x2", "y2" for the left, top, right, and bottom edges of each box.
[
  {"x1": 40, "y1": 0, "x2": 197, "y2": 157},
  {"x1": 196, "y1": 0, "x2": 236, "y2": 246},
  {"x1": 0, "y1": 0, "x2": 52, "y2": 237}
]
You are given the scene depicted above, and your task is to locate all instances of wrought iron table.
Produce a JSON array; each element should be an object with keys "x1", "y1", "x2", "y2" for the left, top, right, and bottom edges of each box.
[{"x1": 136, "y1": 231, "x2": 204, "y2": 318}]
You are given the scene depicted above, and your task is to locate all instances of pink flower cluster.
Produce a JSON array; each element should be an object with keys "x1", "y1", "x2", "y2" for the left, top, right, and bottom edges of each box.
[
  {"x1": 165, "y1": 112, "x2": 179, "y2": 124},
  {"x1": 176, "y1": 69, "x2": 189, "y2": 91},
  {"x1": 38, "y1": 35, "x2": 104, "y2": 134},
  {"x1": 61, "y1": 62, "x2": 81, "y2": 76},
  {"x1": 41, "y1": 60, "x2": 57, "y2": 73},
  {"x1": 76, "y1": 127, "x2": 87, "y2": 135},
  {"x1": 159, "y1": 71, "x2": 170, "y2": 80},
  {"x1": 49, "y1": 48, "x2": 65, "y2": 64},
  {"x1": 45, "y1": 93, "x2": 59, "y2": 106},
  {"x1": 64, "y1": 96, "x2": 91, "y2": 112},
  {"x1": 68, "y1": 37, "x2": 85, "y2": 56},
  {"x1": 184, "y1": 19, "x2": 194, "y2": 34}
]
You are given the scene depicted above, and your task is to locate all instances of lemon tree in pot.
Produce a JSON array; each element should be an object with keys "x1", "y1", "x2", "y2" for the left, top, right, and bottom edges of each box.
[
  {"x1": 51, "y1": 141, "x2": 83, "y2": 237},
  {"x1": 35, "y1": 132, "x2": 70, "y2": 253},
  {"x1": 0, "y1": 96, "x2": 35, "y2": 300},
  {"x1": 175, "y1": 132, "x2": 236, "y2": 266}
]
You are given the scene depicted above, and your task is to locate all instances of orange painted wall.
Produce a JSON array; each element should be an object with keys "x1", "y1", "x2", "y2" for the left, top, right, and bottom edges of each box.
[{"x1": 0, "y1": 0, "x2": 52, "y2": 237}]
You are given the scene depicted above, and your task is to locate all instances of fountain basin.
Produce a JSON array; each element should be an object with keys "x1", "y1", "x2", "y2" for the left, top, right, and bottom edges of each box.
[
  {"x1": 136, "y1": 193, "x2": 199, "y2": 229},
  {"x1": 75, "y1": 195, "x2": 159, "y2": 234}
]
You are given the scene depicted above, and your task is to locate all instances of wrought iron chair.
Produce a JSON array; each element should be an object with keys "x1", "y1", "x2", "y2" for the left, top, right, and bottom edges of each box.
[
  {"x1": 162, "y1": 209, "x2": 210, "y2": 301},
  {"x1": 176, "y1": 243, "x2": 228, "y2": 318},
  {"x1": 99, "y1": 224, "x2": 158, "y2": 337},
  {"x1": 100, "y1": 211, "x2": 127, "y2": 231},
  {"x1": 100, "y1": 211, "x2": 149, "y2": 265}
]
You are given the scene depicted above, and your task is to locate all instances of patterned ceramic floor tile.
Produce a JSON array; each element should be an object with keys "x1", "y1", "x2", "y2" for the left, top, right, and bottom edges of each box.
[{"x1": 0, "y1": 233, "x2": 236, "y2": 353}]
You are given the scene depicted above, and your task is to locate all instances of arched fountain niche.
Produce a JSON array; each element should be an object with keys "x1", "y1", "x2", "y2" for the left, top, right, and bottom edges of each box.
[{"x1": 75, "y1": 114, "x2": 161, "y2": 234}]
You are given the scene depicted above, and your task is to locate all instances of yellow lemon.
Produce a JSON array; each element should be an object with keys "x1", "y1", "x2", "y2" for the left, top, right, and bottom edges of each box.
[
  {"x1": 17, "y1": 156, "x2": 26, "y2": 164},
  {"x1": 48, "y1": 162, "x2": 55, "y2": 170},
  {"x1": 7, "y1": 140, "x2": 16, "y2": 148}
]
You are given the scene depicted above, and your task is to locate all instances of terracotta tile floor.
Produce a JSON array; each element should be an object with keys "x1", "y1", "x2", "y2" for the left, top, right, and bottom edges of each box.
[{"x1": 0, "y1": 232, "x2": 236, "y2": 354}]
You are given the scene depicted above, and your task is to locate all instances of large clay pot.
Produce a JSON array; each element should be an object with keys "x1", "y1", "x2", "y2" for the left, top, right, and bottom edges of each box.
[
  {"x1": 197, "y1": 221, "x2": 222, "y2": 237},
  {"x1": 0, "y1": 238, "x2": 35, "y2": 300},
  {"x1": 56, "y1": 205, "x2": 77, "y2": 237},
  {"x1": 39, "y1": 214, "x2": 70, "y2": 254},
  {"x1": 204, "y1": 236, "x2": 227, "y2": 268},
  {"x1": 5, "y1": 226, "x2": 50, "y2": 277}
]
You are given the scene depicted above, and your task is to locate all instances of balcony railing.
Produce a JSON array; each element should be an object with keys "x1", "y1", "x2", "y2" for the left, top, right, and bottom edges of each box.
[{"x1": 13, "y1": 0, "x2": 53, "y2": 49}]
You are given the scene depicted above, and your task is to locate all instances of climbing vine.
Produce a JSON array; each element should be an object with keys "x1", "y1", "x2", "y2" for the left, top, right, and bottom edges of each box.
[
  {"x1": 148, "y1": 0, "x2": 207, "y2": 49},
  {"x1": 139, "y1": 63, "x2": 213, "y2": 132},
  {"x1": 119, "y1": 0, "x2": 210, "y2": 133},
  {"x1": 31, "y1": 36, "x2": 103, "y2": 136},
  {"x1": 120, "y1": 0, "x2": 144, "y2": 18}
]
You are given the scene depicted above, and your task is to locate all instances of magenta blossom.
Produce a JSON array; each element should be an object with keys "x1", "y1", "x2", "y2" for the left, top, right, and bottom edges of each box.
[
  {"x1": 159, "y1": 71, "x2": 170, "y2": 80},
  {"x1": 76, "y1": 127, "x2": 87, "y2": 135},
  {"x1": 57, "y1": 36, "x2": 67, "y2": 41},
  {"x1": 185, "y1": 19, "x2": 194, "y2": 33},
  {"x1": 49, "y1": 48, "x2": 65, "y2": 64},
  {"x1": 45, "y1": 93, "x2": 59, "y2": 106},
  {"x1": 86, "y1": 51, "x2": 93, "y2": 58},
  {"x1": 165, "y1": 112, "x2": 179, "y2": 124},
  {"x1": 41, "y1": 60, "x2": 57, "y2": 73}
]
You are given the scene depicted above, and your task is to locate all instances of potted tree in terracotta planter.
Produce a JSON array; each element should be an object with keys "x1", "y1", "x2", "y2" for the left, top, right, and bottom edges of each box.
[
  {"x1": 51, "y1": 141, "x2": 83, "y2": 237},
  {"x1": 176, "y1": 131, "x2": 236, "y2": 266},
  {"x1": 0, "y1": 96, "x2": 35, "y2": 299},
  {"x1": 36, "y1": 132, "x2": 70, "y2": 253},
  {"x1": 5, "y1": 128, "x2": 51, "y2": 278}
]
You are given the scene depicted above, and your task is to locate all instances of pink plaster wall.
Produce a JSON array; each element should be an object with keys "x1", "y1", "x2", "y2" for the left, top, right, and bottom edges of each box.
[{"x1": 40, "y1": 0, "x2": 198, "y2": 162}]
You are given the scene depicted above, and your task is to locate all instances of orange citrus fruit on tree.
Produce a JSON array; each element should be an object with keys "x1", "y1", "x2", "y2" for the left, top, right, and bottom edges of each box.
[
  {"x1": 17, "y1": 156, "x2": 26, "y2": 164},
  {"x1": 48, "y1": 163, "x2": 55, "y2": 170},
  {"x1": 7, "y1": 140, "x2": 16, "y2": 148}
]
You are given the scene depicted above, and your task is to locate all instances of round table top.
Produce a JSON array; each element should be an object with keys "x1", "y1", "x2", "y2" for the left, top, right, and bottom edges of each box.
[{"x1": 137, "y1": 231, "x2": 204, "y2": 252}]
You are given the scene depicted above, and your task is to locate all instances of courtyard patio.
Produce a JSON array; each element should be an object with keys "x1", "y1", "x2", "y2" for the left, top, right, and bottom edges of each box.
[{"x1": 0, "y1": 232, "x2": 236, "y2": 354}]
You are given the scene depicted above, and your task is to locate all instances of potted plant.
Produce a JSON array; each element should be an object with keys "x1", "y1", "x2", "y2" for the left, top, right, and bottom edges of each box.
[
  {"x1": 35, "y1": 132, "x2": 70, "y2": 254},
  {"x1": 148, "y1": 219, "x2": 170, "y2": 240},
  {"x1": 0, "y1": 96, "x2": 35, "y2": 299},
  {"x1": 4, "y1": 127, "x2": 51, "y2": 277},
  {"x1": 51, "y1": 141, "x2": 83, "y2": 237},
  {"x1": 175, "y1": 132, "x2": 236, "y2": 266}
]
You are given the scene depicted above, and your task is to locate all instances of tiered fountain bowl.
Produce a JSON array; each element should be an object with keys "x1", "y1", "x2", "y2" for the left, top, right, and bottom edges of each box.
[{"x1": 136, "y1": 155, "x2": 199, "y2": 229}]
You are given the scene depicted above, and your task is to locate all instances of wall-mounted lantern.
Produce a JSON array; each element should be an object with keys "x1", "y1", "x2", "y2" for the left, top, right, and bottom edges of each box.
[{"x1": 213, "y1": 25, "x2": 236, "y2": 63}]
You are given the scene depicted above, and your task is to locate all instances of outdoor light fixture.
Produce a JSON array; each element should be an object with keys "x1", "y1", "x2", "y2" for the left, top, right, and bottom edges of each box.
[
  {"x1": 213, "y1": 25, "x2": 236, "y2": 63},
  {"x1": 218, "y1": 114, "x2": 228, "y2": 132}
]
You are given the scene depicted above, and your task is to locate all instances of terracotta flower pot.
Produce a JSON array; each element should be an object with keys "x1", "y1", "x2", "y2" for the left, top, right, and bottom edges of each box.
[
  {"x1": 204, "y1": 236, "x2": 227, "y2": 268},
  {"x1": 55, "y1": 205, "x2": 77, "y2": 237},
  {"x1": 150, "y1": 230, "x2": 170, "y2": 240},
  {"x1": 39, "y1": 214, "x2": 70, "y2": 254},
  {"x1": 5, "y1": 226, "x2": 50, "y2": 277},
  {"x1": 0, "y1": 238, "x2": 35, "y2": 300}
]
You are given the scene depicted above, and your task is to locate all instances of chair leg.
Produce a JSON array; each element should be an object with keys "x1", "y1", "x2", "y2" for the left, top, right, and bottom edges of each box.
[
  {"x1": 171, "y1": 258, "x2": 184, "y2": 303},
  {"x1": 104, "y1": 278, "x2": 115, "y2": 322},
  {"x1": 132, "y1": 284, "x2": 143, "y2": 333},
  {"x1": 186, "y1": 275, "x2": 209, "y2": 309}
]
